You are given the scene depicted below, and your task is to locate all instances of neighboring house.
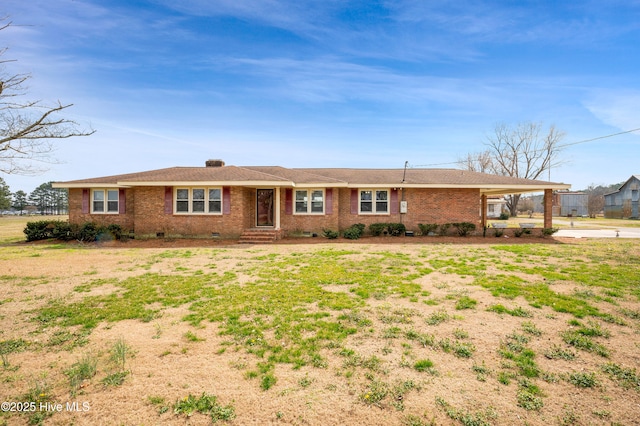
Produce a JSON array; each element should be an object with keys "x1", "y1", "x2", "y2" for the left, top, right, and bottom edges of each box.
[
  {"x1": 486, "y1": 197, "x2": 507, "y2": 218},
  {"x1": 604, "y1": 175, "x2": 640, "y2": 219},
  {"x1": 552, "y1": 191, "x2": 588, "y2": 217},
  {"x1": 52, "y1": 160, "x2": 570, "y2": 239}
]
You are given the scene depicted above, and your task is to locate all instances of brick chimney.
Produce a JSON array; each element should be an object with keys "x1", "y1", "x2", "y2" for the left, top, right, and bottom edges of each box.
[{"x1": 205, "y1": 159, "x2": 225, "y2": 167}]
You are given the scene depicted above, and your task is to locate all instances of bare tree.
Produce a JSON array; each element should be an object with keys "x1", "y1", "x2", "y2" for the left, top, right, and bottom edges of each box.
[
  {"x1": 584, "y1": 182, "x2": 620, "y2": 218},
  {"x1": 461, "y1": 122, "x2": 565, "y2": 216},
  {"x1": 457, "y1": 150, "x2": 494, "y2": 173},
  {"x1": 1, "y1": 20, "x2": 95, "y2": 175}
]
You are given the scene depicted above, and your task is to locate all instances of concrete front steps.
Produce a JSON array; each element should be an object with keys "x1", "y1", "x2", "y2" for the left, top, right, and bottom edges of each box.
[{"x1": 238, "y1": 228, "x2": 281, "y2": 244}]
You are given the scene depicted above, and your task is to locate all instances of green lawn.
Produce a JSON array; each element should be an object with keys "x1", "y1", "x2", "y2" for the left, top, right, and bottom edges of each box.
[{"x1": 1, "y1": 217, "x2": 639, "y2": 425}]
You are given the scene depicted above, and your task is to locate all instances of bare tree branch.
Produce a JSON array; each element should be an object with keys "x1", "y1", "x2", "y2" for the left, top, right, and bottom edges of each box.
[
  {"x1": 0, "y1": 18, "x2": 95, "y2": 175},
  {"x1": 460, "y1": 122, "x2": 565, "y2": 217}
]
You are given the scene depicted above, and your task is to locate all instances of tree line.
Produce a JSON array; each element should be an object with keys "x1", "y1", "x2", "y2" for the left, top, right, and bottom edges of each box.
[{"x1": 0, "y1": 177, "x2": 68, "y2": 215}]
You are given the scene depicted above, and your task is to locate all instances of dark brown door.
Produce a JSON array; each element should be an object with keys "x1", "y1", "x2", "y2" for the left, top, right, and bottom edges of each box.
[{"x1": 256, "y1": 189, "x2": 274, "y2": 226}]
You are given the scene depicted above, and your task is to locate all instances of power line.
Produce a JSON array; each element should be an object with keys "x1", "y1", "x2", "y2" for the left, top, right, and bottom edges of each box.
[
  {"x1": 410, "y1": 127, "x2": 640, "y2": 168},
  {"x1": 557, "y1": 127, "x2": 640, "y2": 148}
]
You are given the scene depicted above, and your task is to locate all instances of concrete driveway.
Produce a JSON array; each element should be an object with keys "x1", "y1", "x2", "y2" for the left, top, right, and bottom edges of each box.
[{"x1": 555, "y1": 227, "x2": 640, "y2": 239}]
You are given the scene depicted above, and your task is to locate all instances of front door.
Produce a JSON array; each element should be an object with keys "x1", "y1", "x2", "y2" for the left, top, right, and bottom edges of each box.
[{"x1": 256, "y1": 189, "x2": 274, "y2": 227}]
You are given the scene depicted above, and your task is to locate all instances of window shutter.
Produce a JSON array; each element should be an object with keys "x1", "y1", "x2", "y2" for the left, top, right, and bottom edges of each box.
[
  {"x1": 164, "y1": 187, "x2": 173, "y2": 214},
  {"x1": 119, "y1": 189, "x2": 126, "y2": 214},
  {"x1": 223, "y1": 187, "x2": 231, "y2": 215},
  {"x1": 325, "y1": 188, "x2": 333, "y2": 215},
  {"x1": 285, "y1": 189, "x2": 293, "y2": 215},
  {"x1": 390, "y1": 189, "x2": 399, "y2": 214},
  {"x1": 350, "y1": 189, "x2": 358, "y2": 214},
  {"x1": 82, "y1": 189, "x2": 89, "y2": 214}
]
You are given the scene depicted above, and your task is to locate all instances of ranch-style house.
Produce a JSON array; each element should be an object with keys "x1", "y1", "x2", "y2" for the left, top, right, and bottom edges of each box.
[{"x1": 53, "y1": 160, "x2": 571, "y2": 240}]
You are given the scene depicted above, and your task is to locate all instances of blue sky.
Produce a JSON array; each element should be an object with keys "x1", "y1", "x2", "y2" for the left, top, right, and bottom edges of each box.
[{"x1": 2, "y1": 0, "x2": 640, "y2": 194}]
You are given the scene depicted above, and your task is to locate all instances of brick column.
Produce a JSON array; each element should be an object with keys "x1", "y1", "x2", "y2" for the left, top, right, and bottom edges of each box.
[{"x1": 544, "y1": 189, "x2": 553, "y2": 229}]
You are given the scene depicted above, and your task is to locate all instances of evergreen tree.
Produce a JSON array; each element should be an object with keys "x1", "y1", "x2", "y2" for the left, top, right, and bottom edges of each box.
[
  {"x1": 12, "y1": 190, "x2": 28, "y2": 215},
  {"x1": 27, "y1": 182, "x2": 68, "y2": 215},
  {"x1": 0, "y1": 177, "x2": 10, "y2": 211}
]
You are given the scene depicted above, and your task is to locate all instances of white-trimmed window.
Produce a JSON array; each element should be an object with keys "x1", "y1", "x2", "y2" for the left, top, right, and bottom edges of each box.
[
  {"x1": 360, "y1": 189, "x2": 389, "y2": 214},
  {"x1": 175, "y1": 188, "x2": 222, "y2": 214},
  {"x1": 295, "y1": 189, "x2": 324, "y2": 214},
  {"x1": 92, "y1": 189, "x2": 119, "y2": 214}
]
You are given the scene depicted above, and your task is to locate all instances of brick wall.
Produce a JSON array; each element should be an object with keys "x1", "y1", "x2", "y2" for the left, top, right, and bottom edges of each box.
[
  {"x1": 68, "y1": 186, "x2": 483, "y2": 238},
  {"x1": 402, "y1": 188, "x2": 481, "y2": 230},
  {"x1": 132, "y1": 186, "x2": 249, "y2": 238},
  {"x1": 336, "y1": 187, "x2": 481, "y2": 233},
  {"x1": 69, "y1": 186, "x2": 250, "y2": 238},
  {"x1": 68, "y1": 188, "x2": 135, "y2": 230},
  {"x1": 279, "y1": 188, "x2": 340, "y2": 235}
]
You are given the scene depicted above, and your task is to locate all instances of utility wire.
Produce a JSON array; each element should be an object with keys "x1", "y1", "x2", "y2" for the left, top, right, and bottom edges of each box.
[{"x1": 410, "y1": 127, "x2": 640, "y2": 168}]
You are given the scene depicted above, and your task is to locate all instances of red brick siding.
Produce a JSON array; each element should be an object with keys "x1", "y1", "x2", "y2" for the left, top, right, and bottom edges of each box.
[
  {"x1": 337, "y1": 188, "x2": 480, "y2": 233},
  {"x1": 402, "y1": 188, "x2": 481, "y2": 230},
  {"x1": 132, "y1": 186, "x2": 249, "y2": 238},
  {"x1": 279, "y1": 188, "x2": 340, "y2": 234},
  {"x1": 68, "y1": 188, "x2": 135, "y2": 230},
  {"x1": 68, "y1": 186, "x2": 482, "y2": 238}
]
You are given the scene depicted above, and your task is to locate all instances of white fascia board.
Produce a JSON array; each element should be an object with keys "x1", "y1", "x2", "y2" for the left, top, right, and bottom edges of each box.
[
  {"x1": 52, "y1": 183, "x2": 131, "y2": 189},
  {"x1": 117, "y1": 181, "x2": 295, "y2": 187},
  {"x1": 347, "y1": 183, "x2": 571, "y2": 191},
  {"x1": 480, "y1": 185, "x2": 571, "y2": 195},
  {"x1": 292, "y1": 182, "x2": 349, "y2": 188}
]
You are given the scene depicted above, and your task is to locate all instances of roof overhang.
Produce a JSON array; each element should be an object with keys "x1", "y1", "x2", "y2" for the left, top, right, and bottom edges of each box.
[
  {"x1": 51, "y1": 183, "x2": 131, "y2": 189},
  {"x1": 479, "y1": 184, "x2": 571, "y2": 195},
  {"x1": 343, "y1": 183, "x2": 571, "y2": 193},
  {"x1": 118, "y1": 180, "x2": 294, "y2": 187}
]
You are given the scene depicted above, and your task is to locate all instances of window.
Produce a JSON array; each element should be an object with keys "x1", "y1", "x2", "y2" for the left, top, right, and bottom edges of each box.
[
  {"x1": 175, "y1": 188, "x2": 222, "y2": 214},
  {"x1": 92, "y1": 189, "x2": 119, "y2": 214},
  {"x1": 295, "y1": 189, "x2": 324, "y2": 214},
  {"x1": 360, "y1": 189, "x2": 389, "y2": 214},
  {"x1": 488, "y1": 204, "x2": 495, "y2": 213}
]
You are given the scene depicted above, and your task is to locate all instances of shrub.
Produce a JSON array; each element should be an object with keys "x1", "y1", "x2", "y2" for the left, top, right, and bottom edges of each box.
[
  {"x1": 52, "y1": 222, "x2": 78, "y2": 241},
  {"x1": 25, "y1": 220, "x2": 126, "y2": 242},
  {"x1": 370, "y1": 223, "x2": 406, "y2": 236},
  {"x1": 77, "y1": 222, "x2": 101, "y2": 242},
  {"x1": 322, "y1": 229, "x2": 339, "y2": 239},
  {"x1": 541, "y1": 227, "x2": 559, "y2": 237},
  {"x1": 418, "y1": 223, "x2": 438, "y2": 236},
  {"x1": 106, "y1": 224, "x2": 123, "y2": 240},
  {"x1": 499, "y1": 212, "x2": 510, "y2": 220},
  {"x1": 24, "y1": 220, "x2": 58, "y2": 241},
  {"x1": 451, "y1": 222, "x2": 476, "y2": 237},
  {"x1": 369, "y1": 223, "x2": 388, "y2": 236},
  {"x1": 388, "y1": 223, "x2": 406, "y2": 236},
  {"x1": 514, "y1": 228, "x2": 524, "y2": 238},
  {"x1": 343, "y1": 223, "x2": 365, "y2": 240},
  {"x1": 438, "y1": 223, "x2": 451, "y2": 236}
]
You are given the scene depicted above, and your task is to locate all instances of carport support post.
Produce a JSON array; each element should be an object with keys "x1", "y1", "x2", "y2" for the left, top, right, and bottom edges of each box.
[
  {"x1": 481, "y1": 194, "x2": 487, "y2": 229},
  {"x1": 544, "y1": 189, "x2": 553, "y2": 229}
]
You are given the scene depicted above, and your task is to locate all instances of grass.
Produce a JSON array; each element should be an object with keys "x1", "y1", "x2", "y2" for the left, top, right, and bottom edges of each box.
[
  {"x1": 567, "y1": 371, "x2": 598, "y2": 388},
  {"x1": 173, "y1": 392, "x2": 236, "y2": 422},
  {"x1": 413, "y1": 359, "x2": 435, "y2": 372},
  {"x1": 2, "y1": 223, "x2": 640, "y2": 424},
  {"x1": 435, "y1": 397, "x2": 497, "y2": 426},
  {"x1": 64, "y1": 352, "x2": 98, "y2": 395},
  {"x1": 600, "y1": 363, "x2": 640, "y2": 390}
]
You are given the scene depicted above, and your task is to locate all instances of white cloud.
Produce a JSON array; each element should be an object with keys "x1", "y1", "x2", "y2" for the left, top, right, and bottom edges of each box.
[{"x1": 584, "y1": 90, "x2": 640, "y2": 131}]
